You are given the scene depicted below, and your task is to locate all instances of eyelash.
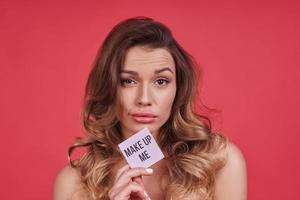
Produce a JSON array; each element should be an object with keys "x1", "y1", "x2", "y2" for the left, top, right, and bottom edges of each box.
[
  {"x1": 120, "y1": 79, "x2": 135, "y2": 85},
  {"x1": 155, "y1": 79, "x2": 169, "y2": 86},
  {"x1": 120, "y1": 78, "x2": 170, "y2": 87}
]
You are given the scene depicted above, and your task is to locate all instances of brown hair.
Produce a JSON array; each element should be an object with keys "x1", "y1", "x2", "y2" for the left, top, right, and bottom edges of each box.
[{"x1": 69, "y1": 16, "x2": 228, "y2": 200}]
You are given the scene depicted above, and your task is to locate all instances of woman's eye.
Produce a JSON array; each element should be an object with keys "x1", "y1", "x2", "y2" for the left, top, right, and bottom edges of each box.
[
  {"x1": 120, "y1": 79, "x2": 136, "y2": 86},
  {"x1": 155, "y1": 79, "x2": 169, "y2": 86}
]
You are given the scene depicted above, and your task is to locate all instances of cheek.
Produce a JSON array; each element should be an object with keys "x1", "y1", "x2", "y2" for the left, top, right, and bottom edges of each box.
[
  {"x1": 159, "y1": 89, "x2": 176, "y2": 112},
  {"x1": 118, "y1": 90, "x2": 134, "y2": 113}
]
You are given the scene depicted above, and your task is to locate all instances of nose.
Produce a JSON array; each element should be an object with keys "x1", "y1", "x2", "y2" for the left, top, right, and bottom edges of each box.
[{"x1": 136, "y1": 83, "x2": 152, "y2": 106}]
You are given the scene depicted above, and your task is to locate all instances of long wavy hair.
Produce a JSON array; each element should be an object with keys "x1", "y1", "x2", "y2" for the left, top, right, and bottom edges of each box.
[{"x1": 69, "y1": 16, "x2": 228, "y2": 200}]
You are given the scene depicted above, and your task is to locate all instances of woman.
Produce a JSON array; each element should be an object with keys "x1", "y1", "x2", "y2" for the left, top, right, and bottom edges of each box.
[{"x1": 53, "y1": 17, "x2": 247, "y2": 200}]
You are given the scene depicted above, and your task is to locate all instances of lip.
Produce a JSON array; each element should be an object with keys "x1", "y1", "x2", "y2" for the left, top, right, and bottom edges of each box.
[{"x1": 131, "y1": 112, "x2": 157, "y2": 123}]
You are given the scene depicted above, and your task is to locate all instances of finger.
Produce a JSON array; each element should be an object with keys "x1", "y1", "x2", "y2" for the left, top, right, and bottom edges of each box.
[
  {"x1": 132, "y1": 176, "x2": 144, "y2": 187},
  {"x1": 114, "y1": 182, "x2": 149, "y2": 200},
  {"x1": 110, "y1": 166, "x2": 145, "y2": 198},
  {"x1": 115, "y1": 168, "x2": 153, "y2": 188},
  {"x1": 113, "y1": 164, "x2": 130, "y2": 184}
]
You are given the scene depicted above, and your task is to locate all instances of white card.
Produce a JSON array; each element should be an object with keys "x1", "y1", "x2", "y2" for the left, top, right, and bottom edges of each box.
[{"x1": 118, "y1": 127, "x2": 165, "y2": 168}]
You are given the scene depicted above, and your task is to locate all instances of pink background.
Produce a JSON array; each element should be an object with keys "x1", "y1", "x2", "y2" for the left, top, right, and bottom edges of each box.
[{"x1": 1, "y1": 1, "x2": 299, "y2": 199}]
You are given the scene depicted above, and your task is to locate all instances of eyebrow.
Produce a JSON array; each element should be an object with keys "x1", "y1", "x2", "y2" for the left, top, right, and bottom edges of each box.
[{"x1": 120, "y1": 67, "x2": 174, "y2": 75}]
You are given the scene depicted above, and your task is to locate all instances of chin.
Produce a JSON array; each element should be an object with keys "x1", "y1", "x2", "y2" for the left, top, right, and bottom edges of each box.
[{"x1": 128, "y1": 124, "x2": 160, "y2": 135}]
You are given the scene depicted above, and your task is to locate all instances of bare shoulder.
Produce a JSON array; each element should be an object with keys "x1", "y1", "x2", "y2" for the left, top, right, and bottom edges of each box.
[
  {"x1": 215, "y1": 141, "x2": 248, "y2": 200},
  {"x1": 53, "y1": 164, "x2": 88, "y2": 200}
]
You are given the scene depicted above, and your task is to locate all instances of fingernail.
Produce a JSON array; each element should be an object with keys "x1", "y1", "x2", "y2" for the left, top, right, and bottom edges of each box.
[{"x1": 145, "y1": 168, "x2": 153, "y2": 173}]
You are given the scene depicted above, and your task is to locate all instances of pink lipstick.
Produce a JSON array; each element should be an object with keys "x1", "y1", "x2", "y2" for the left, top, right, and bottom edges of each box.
[{"x1": 131, "y1": 112, "x2": 157, "y2": 123}]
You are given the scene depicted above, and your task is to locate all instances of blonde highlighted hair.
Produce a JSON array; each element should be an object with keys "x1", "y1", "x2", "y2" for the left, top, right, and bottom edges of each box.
[{"x1": 69, "y1": 17, "x2": 228, "y2": 199}]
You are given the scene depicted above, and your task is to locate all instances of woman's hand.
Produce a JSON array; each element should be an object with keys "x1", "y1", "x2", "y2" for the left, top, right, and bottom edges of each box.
[{"x1": 108, "y1": 164, "x2": 153, "y2": 200}]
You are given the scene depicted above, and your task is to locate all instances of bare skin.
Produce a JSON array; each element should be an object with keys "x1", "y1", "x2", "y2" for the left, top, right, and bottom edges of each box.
[
  {"x1": 53, "y1": 142, "x2": 247, "y2": 200},
  {"x1": 108, "y1": 165, "x2": 153, "y2": 199},
  {"x1": 116, "y1": 46, "x2": 177, "y2": 141},
  {"x1": 53, "y1": 46, "x2": 247, "y2": 199},
  {"x1": 109, "y1": 158, "x2": 169, "y2": 200}
]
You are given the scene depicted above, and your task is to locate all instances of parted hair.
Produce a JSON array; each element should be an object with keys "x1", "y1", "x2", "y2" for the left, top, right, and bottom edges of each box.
[{"x1": 69, "y1": 16, "x2": 228, "y2": 200}]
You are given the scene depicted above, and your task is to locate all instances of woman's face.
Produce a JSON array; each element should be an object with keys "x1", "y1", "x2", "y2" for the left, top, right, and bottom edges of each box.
[{"x1": 117, "y1": 45, "x2": 177, "y2": 139}]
